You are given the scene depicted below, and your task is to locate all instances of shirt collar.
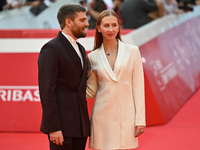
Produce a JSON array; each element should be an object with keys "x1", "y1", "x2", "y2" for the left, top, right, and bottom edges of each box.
[{"x1": 62, "y1": 32, "x2": 77, "y2": 45}]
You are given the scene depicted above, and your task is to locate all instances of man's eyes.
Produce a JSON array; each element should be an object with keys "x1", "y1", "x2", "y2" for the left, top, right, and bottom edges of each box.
[{"x1": 80, "y1": 19, "x2": 86, "y2": 22}]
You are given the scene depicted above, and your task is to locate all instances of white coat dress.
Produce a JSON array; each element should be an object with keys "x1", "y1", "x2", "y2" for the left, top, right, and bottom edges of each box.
[{"x1": 86, "y1": 40, "x2": 146, "y2": 149}]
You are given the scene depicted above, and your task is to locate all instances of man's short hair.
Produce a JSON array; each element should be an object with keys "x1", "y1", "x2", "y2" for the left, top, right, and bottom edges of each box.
[{"x1": 57, "y1": 4, "x2": 86, "y2": 29}]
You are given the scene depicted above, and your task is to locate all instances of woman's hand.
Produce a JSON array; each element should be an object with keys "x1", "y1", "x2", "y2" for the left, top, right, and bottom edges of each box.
[{"x1": 135, "y1": 125, "x2": 145, "y2": 137}]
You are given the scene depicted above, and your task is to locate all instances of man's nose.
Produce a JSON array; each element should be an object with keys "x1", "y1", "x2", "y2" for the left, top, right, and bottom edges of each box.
[{"x1": 85, "y1": 21, "x2": 89, "y2": 27}]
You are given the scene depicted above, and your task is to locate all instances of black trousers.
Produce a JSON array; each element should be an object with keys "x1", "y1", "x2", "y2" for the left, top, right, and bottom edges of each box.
[{"x1": 48, "y1": 136, "x2": 87, "y2": 150}]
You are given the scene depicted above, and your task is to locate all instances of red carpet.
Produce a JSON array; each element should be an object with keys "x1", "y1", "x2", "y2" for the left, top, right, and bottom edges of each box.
[{"x1": 1, "y1": 88, "x2": 200, "y2": 150}]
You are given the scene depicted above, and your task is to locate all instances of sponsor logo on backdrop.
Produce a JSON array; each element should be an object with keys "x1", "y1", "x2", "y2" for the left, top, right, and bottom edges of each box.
[
  {"x1": 149, "y1": 60, "x2": 177, "y2": 91},
  {"x1": 0, "y1": 86, "x2": 40, "y2": 102}
]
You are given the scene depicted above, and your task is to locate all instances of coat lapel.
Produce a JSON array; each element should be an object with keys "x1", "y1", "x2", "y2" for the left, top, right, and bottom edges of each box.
[
  {"x1": 77, "y1": 42, "x2": 86, "y2": 70},
  {"x1": 114, "y1": 40, "x2": 125, "y2": 76},
  {"x1": 57, "y1": 32, "x2": 83, "y2": 75},
  {"x1": 99, "y1": 40, "x2": 125, "y2": 81},
  {"x1": 76, "y1": 42, "x2": 87, "y2": 91}
]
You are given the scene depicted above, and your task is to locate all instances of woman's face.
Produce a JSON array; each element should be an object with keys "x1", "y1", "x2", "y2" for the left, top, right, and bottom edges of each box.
[{"x1": 97, "y1": 15, "x2": 119, "y2": 41}]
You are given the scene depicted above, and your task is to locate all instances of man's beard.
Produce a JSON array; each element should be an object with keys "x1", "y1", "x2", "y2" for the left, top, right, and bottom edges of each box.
[{"x1": 71, "y1": 24, "x2": 87, "y2": 39}]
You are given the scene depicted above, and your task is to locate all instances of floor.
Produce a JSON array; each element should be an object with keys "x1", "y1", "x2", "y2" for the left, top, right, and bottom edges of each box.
[{"x1": 1, "y1": 88, "x2": 200, "y2": 150}]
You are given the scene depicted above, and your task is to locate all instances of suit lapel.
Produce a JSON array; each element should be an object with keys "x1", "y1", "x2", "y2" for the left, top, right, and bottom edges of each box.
[
  {"x1": 99, "y1": 40, "x2": 125, "y2": 82},
  {"x1": 99, "y1": 44, "x2": 118, "y2": 81},
  {"x1": 114, "y1": 40, "x2": 125, "y2": 76},
  {"x1": 57, "y1": 32, "x2": 83, "y2": 75},
  {"x1": 77, "y1": 42, "x2": 86, "y2": 70},
  {"x1": 76, "y1": 42, "x2": 87, "y2": 90}
]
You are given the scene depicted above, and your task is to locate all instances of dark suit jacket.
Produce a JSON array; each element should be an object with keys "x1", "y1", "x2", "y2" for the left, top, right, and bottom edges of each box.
[
  {"x1": 38, "y1": 31, "x2": 90, "y2": 137},
  {"x1": 120, "y1": 0, "x2": 158, "y2": 29}
]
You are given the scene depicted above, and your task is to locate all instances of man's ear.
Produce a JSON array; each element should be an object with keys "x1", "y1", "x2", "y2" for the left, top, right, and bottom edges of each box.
[{"x1": 65, "y1": 18, "x2": 72, "y2": 27}]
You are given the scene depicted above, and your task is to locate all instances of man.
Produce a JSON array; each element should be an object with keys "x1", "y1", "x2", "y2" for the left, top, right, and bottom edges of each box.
[
  {"x1": 38, "y1": 4, "x2": 90, "y2": 150},
  {"x1": 120, "y1": 0, "x2": 158, "y2": 29},
  {"x1": 80, "y1": 0, "x2": 107, "y2": 29}
]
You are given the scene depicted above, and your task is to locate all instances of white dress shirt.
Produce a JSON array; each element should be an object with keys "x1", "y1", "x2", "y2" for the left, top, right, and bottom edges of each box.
[{"x1": 62, "y1": 32, "x2": 84, "y2": 68}]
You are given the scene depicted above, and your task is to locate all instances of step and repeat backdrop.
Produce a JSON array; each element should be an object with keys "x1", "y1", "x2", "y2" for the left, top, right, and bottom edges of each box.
[{"x1": 0, "y1": 7, "x2": 200, "y2": 132}]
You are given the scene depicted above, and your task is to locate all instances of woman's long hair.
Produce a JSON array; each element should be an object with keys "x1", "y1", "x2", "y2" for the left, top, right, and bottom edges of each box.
[{"x1": 93, "y1": 9, "x2": 122, "y2": 51}]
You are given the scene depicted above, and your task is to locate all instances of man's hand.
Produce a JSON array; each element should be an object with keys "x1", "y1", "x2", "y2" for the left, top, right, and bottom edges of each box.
[
  {"x1": 135, "y1": 126, "x2": 145, "y2": 137},
  {"x1": 49, "y1": 130, "x2": 64, "y2": 145}
]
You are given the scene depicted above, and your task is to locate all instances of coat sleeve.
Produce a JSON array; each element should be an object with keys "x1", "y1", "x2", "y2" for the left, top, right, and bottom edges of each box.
[
  {"x1": 38, "y1": 43, "x2": 61, "y2": 133},
  {"x1": 132, "y1": 47, "x2": 146, "y2": 126},
  {"x1": 86, "y1": 56, "x2": 98, "y2": 99}
]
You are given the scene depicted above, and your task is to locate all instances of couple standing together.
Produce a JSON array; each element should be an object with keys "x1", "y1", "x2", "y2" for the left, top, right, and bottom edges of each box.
[{"x1": 38, "y1": 4, "x2": 145, "y2": 150}]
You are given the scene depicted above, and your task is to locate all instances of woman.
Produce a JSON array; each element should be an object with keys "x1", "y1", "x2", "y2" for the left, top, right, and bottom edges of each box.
[{"x1": 87, "y1": 9, "x2": 146, "y2": 150}]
